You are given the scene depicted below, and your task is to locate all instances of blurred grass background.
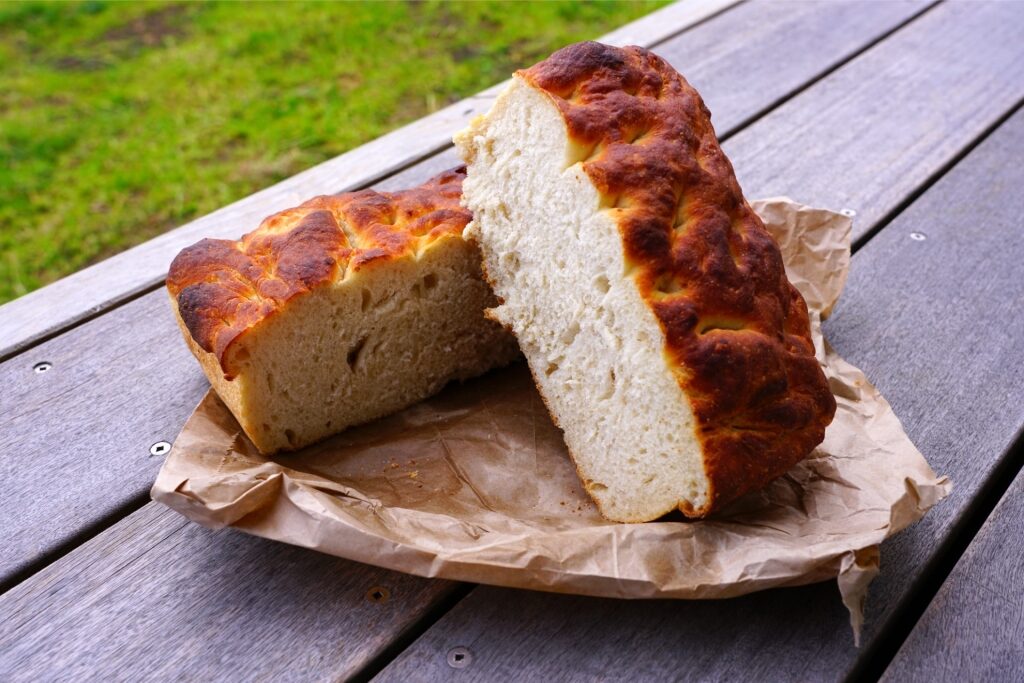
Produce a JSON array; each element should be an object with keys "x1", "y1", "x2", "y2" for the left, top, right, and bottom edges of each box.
[{"x1": 0, "y1": 0, "x2": 665, "y2": 304}]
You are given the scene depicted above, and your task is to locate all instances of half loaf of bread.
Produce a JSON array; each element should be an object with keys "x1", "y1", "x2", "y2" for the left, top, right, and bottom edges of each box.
[
  {"x1": 167, "y1": 168, "x2": 519, "y2": 454},
  {"x1": 455, "y1": 42, "x2": 836, "y2": 522}
]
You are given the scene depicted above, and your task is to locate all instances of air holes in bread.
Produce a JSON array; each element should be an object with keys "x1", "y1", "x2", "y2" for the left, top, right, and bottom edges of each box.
[
  {"x1": 599, "y1": 368, "x2": 616, "y2": 400},
  {"x1": 360, "y1": 288, "x2": 372, "y2": 312},
  {"x1": 501, "y1": 252, "x2": 520, "y2": 272},
  {"x1": 284, "y1": 429, "x2": 298, "y2": 448},
  {"x1": 423, "y1": 272, "x2": 438, "y2": 290},
  {"x1": 594, "y1": 275, "x2": 610, "y2": 294},
  {"x1": 347, "y1": 336, "x2": 368, "y2": 371},
  {"x1": 560, "y1": 320, "x2": 580, "y2": 345}
]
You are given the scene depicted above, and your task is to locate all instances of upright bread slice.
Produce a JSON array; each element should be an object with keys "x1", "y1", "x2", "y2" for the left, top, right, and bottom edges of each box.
[
  {"x1": 167, "y1": 168, "x2": 519, "y2": 454},
  {"x1": 455, "y1": 42, "x2": 836, "y2": 522}
]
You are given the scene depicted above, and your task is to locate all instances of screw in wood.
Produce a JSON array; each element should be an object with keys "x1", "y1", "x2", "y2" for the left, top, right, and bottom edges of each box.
[
  {"x1": 149, "y1": 441, "x2": 171, "y2": 457},
  {"x1": 366, "y1": 586, "x2": 391, "y2": 604},
  {"x1": 910, "y1": 232, "x2": 927, "y2": 241},
  {"x1": 33, "y1": 361, "x2": 52, "y2": 374},
  {"x1": 447, "y1": 646, "x2": 472, "y2": 669},
  {"x1": 840, "y1": 208, "x2": 857, "y2": 217}
]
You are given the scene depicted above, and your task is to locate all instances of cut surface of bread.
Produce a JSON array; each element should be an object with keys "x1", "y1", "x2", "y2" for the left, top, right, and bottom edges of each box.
[
  {"x1": 167, "y1": 168, "x2": 519, "y2": 454},
  {"x1": 455, "y1": 42, "x2": 836, "y2": 522}
]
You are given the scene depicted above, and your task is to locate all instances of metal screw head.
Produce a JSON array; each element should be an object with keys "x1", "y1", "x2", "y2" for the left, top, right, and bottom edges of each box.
[
  {"x1": 33, "y1": 362, "x2": 52, "y2": 374},
  {"x1": 910, "y1": 232, "x2": 927, "y2": 241},
  {"x1": 149, "y1": 441, "x2": 171, "y2": 457},
  {"x1": 366, "y1": 586, "x2": 390, "y2": 604},
  {"x1": 840, "y1": 208, "x2": 857, "y2": 217},
  {"x1": 447, "y1": 646, "x2": 472, "y2": 669}
]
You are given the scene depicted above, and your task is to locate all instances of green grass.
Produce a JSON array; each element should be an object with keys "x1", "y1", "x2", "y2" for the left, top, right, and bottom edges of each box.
[{"x1": 0, "y1": 0, "x2": 666, "y2": 305}]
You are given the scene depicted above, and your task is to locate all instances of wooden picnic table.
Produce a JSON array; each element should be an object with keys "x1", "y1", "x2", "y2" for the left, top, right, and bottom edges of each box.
[{"x1": 1, "y1": 1, "x2": 1022, "y2": 680}]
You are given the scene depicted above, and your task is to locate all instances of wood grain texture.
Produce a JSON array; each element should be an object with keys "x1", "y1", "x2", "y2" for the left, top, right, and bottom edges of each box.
[
  {"x1": 0, "y1": 0, "x2": 742, "y2": 361},
  {"x1": 882, "y1": 459, "x2": 1024, "y2": 682},
  {"x1": 0, "y1": 503, "x2": 460, "y2": 682},
  {"x1": 723, "y1": 0, "x2": 1024, "y2": 243},
  {"x1": 0, "y1": 289, "x2": 206, "y2": 585},
  {"x1": 0, "y1": 0, "x2": 932, "y2": 590},
  {"x1": 373, "y1": 110, "x2": 1024, "y2": 681}
]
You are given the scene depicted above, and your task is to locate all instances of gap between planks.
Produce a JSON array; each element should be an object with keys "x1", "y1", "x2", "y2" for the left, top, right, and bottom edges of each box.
[
  {"x1": 851, "y1": 95, "x2": 1024, "y2": 253},
  {"x1": 0, "y1": 505, "x2": 467, "y2": 682},
  {"x1": 858, "y1": 424, "x2": 1024, "y2": 682},
  {"x1": 879, "y1": 425, "x2": 1024, "y2": 682}
]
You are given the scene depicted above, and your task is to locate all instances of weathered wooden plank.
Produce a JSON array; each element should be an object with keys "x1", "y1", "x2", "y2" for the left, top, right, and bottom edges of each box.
[
  {"x1": 0, "y1": 0, "x2": 932, "y2": 590},
  {"x1": 881, "y1": 456, "x2": 1024, "y2": 682},
  {"x1": 373, "y1": 107, "x2": 1024, "y2": 681},
  {"x1": 0, "y1": 503, "x2": 461, "y2": 682},
  {"x1": 0, "y1": 0, "x2": 741, "y2": 362},
  {"x1": 0, "y1": 287, "x2": 208, "y2": 587},
  {"x1": 723, "y1": 0, "x2": 1024, "y2": 243}
]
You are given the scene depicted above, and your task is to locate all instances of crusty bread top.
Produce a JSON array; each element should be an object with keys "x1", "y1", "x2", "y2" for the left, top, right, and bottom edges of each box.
[
  {"x1": 519, "y1": 42, "x2": 836, "y2": 511},
  {"x1": 166, "y1": 167, "x2": 469, "y2": 378}
]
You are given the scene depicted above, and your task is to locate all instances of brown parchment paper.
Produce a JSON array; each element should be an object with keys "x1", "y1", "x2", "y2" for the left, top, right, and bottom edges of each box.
[{"x1": 152, "y1": 198, "x2": 950, "y2": 639}]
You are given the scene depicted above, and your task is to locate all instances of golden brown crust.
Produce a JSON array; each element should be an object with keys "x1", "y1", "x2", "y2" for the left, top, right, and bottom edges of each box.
[
  {"x1": 520, "y1": 42, "x2": 836, "y2": 515},
  {"x1": 166, "y1": 167, "x2": 469, "y2": 378}
]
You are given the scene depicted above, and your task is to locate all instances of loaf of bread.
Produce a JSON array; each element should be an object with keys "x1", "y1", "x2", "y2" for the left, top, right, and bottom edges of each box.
[
  {"x1": 167, "y1": 168, "x2": 519, "y2": 454},
  {"x1": 455, "y1": 42, "x2": 836, "y2": 522}
]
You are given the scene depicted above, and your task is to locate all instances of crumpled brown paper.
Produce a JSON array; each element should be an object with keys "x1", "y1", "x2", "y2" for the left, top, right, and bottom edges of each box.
[{"x1": 152, "y1": 198, "x2": 950, "y2": 640}]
